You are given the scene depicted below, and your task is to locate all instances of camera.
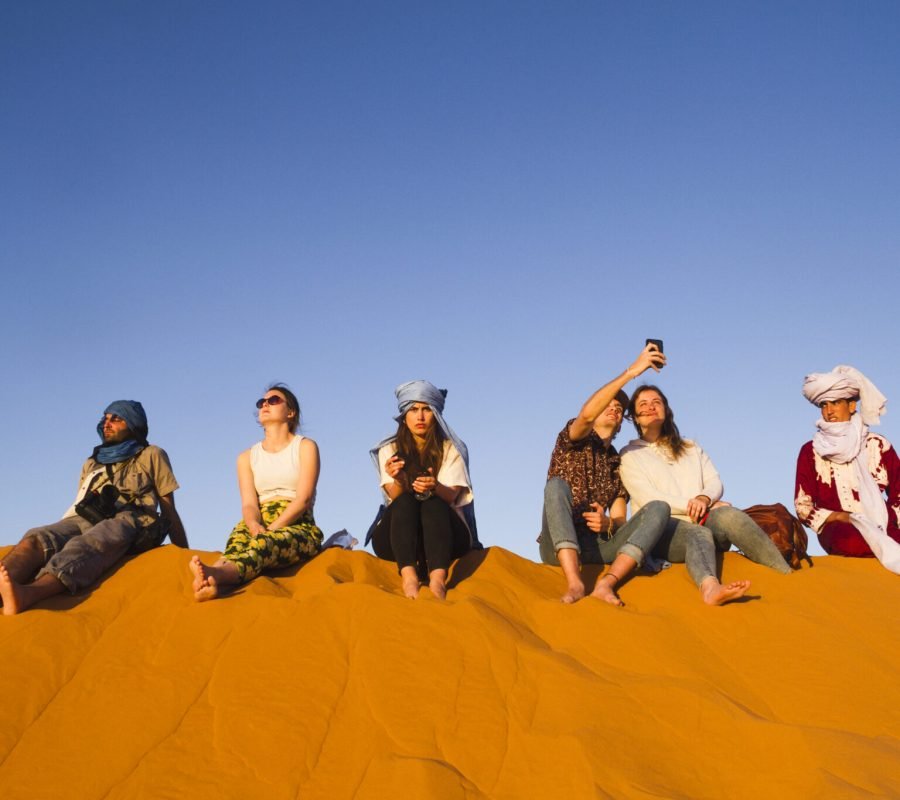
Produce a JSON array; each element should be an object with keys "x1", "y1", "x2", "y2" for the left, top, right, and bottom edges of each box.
[{"x1": 75, "y1": 483, "x2": 121, "y2": 525}]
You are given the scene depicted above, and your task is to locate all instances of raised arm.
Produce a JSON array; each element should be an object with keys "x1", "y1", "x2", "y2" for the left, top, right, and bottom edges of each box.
[
  {"x1": 568, "y1": 344, "x2": 666, "y2": 441},
  {"x1": 266, "y1": 438, "x2": 321, "y2": 530}
]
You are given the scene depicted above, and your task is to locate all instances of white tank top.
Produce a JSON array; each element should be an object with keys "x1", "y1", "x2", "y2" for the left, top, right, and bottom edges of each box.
[{"x1": 251, "y1": 436, "x2": 304, "y2": 502}]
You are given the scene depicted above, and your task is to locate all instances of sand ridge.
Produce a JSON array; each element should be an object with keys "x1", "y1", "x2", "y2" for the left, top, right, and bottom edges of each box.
[{"x1": 1, "y1": 543, "x2": 898, "y2": 799}]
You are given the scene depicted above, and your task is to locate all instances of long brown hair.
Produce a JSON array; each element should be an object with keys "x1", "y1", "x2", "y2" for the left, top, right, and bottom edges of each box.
[
  {"x1": 395, "y1": 413, "x2": 446, "y2": 477},
  {"x1": 626, "y1": 384, "x2": 690, "y2": 460}
]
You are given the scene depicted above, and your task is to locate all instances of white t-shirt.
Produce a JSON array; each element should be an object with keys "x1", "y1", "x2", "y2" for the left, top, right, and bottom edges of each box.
[
  {"x1": 377, "y1": 440, "x2": 473, "y2": 508},
  {"x1": 251, "y1": 435, "x2": 305, "y2": 503}
]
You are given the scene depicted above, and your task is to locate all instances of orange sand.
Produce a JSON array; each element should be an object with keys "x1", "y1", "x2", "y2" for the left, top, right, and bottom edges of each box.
[{"x1": 1, "y1": 543, "x2": 898, "y2": 799}]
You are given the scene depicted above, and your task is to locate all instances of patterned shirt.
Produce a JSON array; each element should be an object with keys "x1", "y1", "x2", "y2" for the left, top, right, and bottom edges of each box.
[{"x1": 547, "y1": 419, "x2": 627, "y2": 523}]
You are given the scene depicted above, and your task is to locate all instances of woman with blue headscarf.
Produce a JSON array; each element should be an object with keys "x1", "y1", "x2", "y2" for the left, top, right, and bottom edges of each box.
[{"x1": 368, "y1": 380, "x2": 480, "y2": 599}]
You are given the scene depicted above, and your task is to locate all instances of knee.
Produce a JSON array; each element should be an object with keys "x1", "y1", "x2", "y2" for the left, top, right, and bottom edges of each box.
[
  {"x1": 18, "y1": 531, "x2": 49, "y2": 558},
  {"x1": 642, "y1": 500, "x2": 671, "y2": 522},
  {"x1": 391, "y1": 493, "x2": 418, "y2": 513},
  {"x1": 709, "y1": 505, "x2": 741, "y2": 525},
  {"x1": 20, "y1": 531, "x2": 44, "y2": 550},
  {"x1": 420, "y1": 495, "x2": 450, "y2": 521},
  {"x1": 544, "y1": 477, "x2": 573, "y2": 505},
  {"x1": 711, "y1": 506, "x2": 762, "y2": 541}
]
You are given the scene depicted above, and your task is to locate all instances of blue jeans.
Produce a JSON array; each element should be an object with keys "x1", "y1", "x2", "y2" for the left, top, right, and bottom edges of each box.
[
  {"x1": 538, "y1": 477, "x2": 670, "y2": 566},
  {"x1": 25, "y1": 512, "x2": 140, "y2": 593},
  {"x1": 654, "y1": 505, "x2": 792, "y2": 586}
]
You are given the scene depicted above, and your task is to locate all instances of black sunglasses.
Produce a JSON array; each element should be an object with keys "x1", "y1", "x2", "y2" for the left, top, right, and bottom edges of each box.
[{"x1": 256, "y1": 396, "x2": 285, "y2": 409}]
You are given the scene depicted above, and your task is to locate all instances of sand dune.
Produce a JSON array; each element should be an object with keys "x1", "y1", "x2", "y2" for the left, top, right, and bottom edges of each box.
[{"x1": 1, "y1": 543, "x2": 898, "y2": 799}]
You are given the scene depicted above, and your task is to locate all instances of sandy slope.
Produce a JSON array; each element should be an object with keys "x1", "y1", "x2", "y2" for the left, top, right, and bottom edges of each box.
[{"x1": 1, "y1": 543, "x2": 898, "y2": 799}]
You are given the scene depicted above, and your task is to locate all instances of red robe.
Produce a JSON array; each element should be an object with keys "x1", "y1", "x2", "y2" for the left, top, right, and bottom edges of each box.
[{"x1": 794, "y1": 433, "x2": 900, "y2": 557}]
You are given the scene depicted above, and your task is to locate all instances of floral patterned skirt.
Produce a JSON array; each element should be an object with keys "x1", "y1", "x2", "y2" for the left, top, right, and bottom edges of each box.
[{"x1": 223, "y1": 500, "x2": 323, "y2": 582}]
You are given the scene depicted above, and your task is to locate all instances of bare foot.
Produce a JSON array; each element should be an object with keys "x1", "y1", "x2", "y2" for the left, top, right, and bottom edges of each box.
[
  {"x1": 429, "y1": 578, "x2": 447, "y2": 600},
  {"x1": 189, "y1": 556, "x2": 206, "y2": 591},
  {"x1": 561, "y1": 580, "x2": 585, "y2": 604},
  {"x1": 590, "y1": 573, "x2": 624, "y2": 607},
  {"x1": 0, "y1": 564, "x2": 23, "y2": 616},
  {"x1": 189, "y1": 556, "x2": 220, "y2": 602},
  {"x1": 401, "y1": 574, "x2": 420, "y2": 599},
  {"x1": 700, "y1": 578, "x2": 750, "y2": 606}
]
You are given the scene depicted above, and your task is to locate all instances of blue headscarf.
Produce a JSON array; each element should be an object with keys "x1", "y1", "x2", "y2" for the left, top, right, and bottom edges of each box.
[
  {"x1": 370, "y1": 380, "x2": 480, "y2": 546},
  {"x1": 93, "y1": 400, "x2": 149, "y2": 464}
]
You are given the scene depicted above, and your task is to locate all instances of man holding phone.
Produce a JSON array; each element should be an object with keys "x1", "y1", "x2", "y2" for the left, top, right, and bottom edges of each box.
[{"x1": 537, "y1": 343, "x2": 668, "y2": 605}]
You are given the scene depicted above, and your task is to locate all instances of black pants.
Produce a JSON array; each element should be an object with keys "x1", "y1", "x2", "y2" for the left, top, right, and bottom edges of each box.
[{"x1": 372, "y1": 493, "x2": 472, "y2": 575}]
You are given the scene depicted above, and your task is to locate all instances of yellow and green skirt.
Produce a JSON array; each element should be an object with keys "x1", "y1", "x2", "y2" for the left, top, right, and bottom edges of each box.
[{"x1": 223, "y1": 500, "x2": 323, "y2": 582}]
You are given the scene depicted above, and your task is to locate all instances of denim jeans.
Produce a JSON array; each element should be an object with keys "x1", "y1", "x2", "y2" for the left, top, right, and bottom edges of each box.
[
  {"x1": 25, "y1": 512, "x2": 140, "y2": 593},
  {"x1": 538, "y1": 476, "x2": 670, "y2": 566},
  {"x1": 654, "y1": 505, "x2": 792, "y2": 586}
]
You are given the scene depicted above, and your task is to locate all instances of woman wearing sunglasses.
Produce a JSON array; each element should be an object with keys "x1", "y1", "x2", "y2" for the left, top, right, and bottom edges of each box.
[
  {"x1": 190, "y1": 384, "x2": 323, "y2": 600},
  {"x1": 367, "y1": 380, "x2": 481, "y2": 600}
]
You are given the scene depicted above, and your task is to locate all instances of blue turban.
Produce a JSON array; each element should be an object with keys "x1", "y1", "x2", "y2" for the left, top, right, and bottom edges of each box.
[
  {"x1": 375, "y1": 380, "x2": 469, "y2": 475},
  {"x1": 394, "y1": 380, "x2": 447, "y2": 418},
  {"x1": 93, "y1": 400, "x2": 149, "y2": 464}
]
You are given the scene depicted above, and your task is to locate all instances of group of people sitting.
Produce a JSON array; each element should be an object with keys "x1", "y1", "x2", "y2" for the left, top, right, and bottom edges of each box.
[
  {"x1": 1, "y1": 346, "x2": 897, "y2": 615},
  {"x1": 538, "y1": 349, "x2": 899, "y2": 607}
]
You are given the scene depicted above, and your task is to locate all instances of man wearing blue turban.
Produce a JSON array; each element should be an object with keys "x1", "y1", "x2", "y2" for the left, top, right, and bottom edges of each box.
[{"x1": 0, "y1": 400, "x2": 188, "y2": 614}]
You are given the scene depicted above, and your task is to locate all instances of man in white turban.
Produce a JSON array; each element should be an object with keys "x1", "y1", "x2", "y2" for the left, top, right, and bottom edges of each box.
[{"x1": 795, "y1": 365, "x2": 900, "y2": 571}]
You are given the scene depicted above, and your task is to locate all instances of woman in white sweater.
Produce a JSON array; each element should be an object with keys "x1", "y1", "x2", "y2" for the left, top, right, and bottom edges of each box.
[
  {"x1": 619, "y1": 385, "x2": 790, "y2": 605},
  {"x1": 189, "y1": 384, "x2": 323, "y2": 601}
]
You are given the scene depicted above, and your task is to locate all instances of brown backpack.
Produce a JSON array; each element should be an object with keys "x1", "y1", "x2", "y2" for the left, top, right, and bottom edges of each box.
[{"x1": 742, "y1": 503, "x2": 813, "y2": 570}]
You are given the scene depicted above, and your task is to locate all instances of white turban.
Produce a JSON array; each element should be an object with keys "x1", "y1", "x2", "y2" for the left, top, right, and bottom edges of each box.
[{"x1": 802, "y1": 365, "x2": 887, "y2": 426}]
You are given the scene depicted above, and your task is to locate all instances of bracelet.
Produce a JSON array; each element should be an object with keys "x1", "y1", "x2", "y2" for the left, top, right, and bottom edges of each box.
[{"x1": 599, "y1": 513, "x2": 615, "y2": 541}]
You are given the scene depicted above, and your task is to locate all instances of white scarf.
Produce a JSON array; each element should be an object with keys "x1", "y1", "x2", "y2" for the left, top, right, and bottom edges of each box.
[{"x1": 814, "y1": 415, "x2": 900, "y2": 573}]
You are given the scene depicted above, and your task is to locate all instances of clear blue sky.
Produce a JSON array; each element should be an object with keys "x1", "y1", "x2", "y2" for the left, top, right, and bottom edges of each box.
[{"x1": 3, "y1": 1, "x2": 898, "y2": 559}]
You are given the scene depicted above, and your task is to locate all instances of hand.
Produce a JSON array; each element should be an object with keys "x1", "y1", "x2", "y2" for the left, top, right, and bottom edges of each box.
[
  {"x1": 826, "y1": 510, "x2": 852, "y2": 525},
  {"x1": 710, "y1": 500, "x2": 732, "y2": 510},
  {"x1": 412, "y1": 469, "x2": 437, "y2": 496},
  {"x1": 628, "y1": 343, "x2": 667, "y2": 378},
  {"x1": 386, "y1": 454, "x2": 406, "y2": 480},
  {"x1": 686, "y1": 496, "x2": 710, "y2": 523},
  {"x1": 582, "y1": 502, "x2": 608, "y2": 533},
  {"x1": 248, "y1": 520, "x2": 267, "y2": 537}
]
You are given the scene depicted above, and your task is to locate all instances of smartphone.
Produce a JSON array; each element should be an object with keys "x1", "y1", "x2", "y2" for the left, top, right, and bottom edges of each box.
[{"x1": 646, "y1": 338, "x2": 664, "y2": 368}]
